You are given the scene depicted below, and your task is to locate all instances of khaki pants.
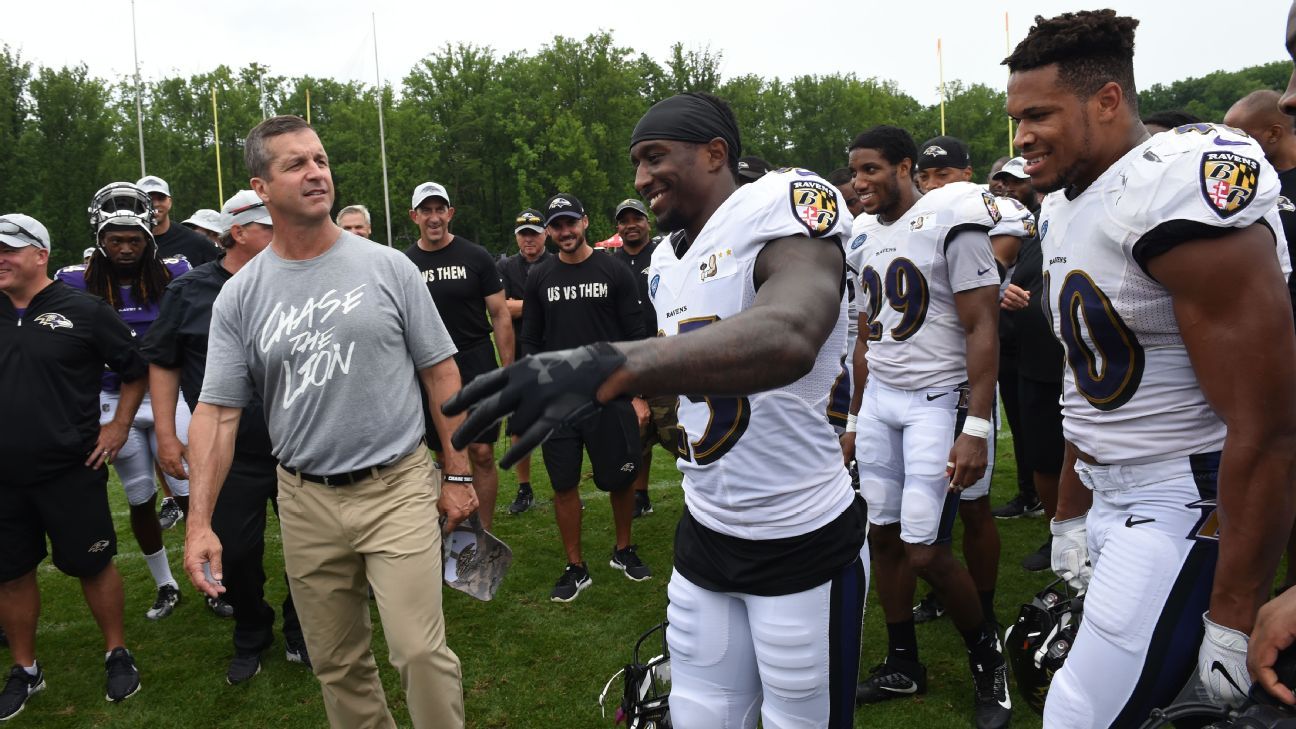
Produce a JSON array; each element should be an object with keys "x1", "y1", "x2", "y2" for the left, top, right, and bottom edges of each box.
[{"x1": 276, "y1": 449, "x2": 464, "y2": 729}]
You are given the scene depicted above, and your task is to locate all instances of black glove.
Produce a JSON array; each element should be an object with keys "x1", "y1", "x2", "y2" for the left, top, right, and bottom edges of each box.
[{"x1": 442, "y1": 342, "x2": 627, "y2": 469}]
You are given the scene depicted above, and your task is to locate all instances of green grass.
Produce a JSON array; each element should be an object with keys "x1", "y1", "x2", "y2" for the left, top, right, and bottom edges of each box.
[{"x1": 10, "y1": 428, "x2": 1052, "y2": 728}]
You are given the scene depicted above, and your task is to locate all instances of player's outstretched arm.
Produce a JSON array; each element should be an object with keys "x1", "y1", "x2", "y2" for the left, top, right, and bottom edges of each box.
[
  {"x1": 444, "y1": 235, "x2": 843, "y2": 468},
  {"x1": 604, "y1": 234, "x2": 844, "y2": 400},
  {"x1": 183, "y1": 402, "x2": 242, "y2": 598},
  {"x1": 1149, "y1": 224, "x2": 1296, "y2": 637}
]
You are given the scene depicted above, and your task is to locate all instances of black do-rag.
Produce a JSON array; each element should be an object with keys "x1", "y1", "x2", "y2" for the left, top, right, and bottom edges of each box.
[{"x1": 630, "y1": 93, "x2": 741, "y2": 166}]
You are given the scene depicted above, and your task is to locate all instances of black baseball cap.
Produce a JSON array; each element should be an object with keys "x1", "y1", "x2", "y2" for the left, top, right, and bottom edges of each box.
[
  {"x1": 916, "y1": 136, "x2": 971, "y2": 170},
  {"x1": 514, "y1": 208, "x2": 544, "y2": 234},
  {"x1": 614, "y1": 198, "x2": 648, "y2": 220},
  {"x1": 737, "y1": 156, "x2": 770, "y2": 181},
  {"x1": 543, "y1": 193, "x2": 585, "y2": 226}
]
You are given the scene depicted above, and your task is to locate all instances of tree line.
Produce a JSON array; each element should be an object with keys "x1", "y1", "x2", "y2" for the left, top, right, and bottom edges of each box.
[{"x1": 0, "y1": 34, "x2": 1287, "y2": 267}]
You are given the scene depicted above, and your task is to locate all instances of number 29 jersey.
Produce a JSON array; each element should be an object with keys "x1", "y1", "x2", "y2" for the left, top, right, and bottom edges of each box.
[
  {"x1": 647, "y1": 169, "x2": 854, "y2": 541},
  {"x1": 853, "y1": 181, "x2": 1001, "y2": 390},
  {"x1": 1040, "y1": 124, "x2": 1286, "y2": 465}
]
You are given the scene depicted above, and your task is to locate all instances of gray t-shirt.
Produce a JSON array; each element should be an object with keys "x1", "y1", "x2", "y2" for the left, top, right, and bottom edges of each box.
[{"x1": 200, "y1": 230, "x2": 456, "y2": 473}]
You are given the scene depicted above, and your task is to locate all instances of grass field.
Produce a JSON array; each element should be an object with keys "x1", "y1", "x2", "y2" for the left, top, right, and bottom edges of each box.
[{"x1": 9, "y1": 426, "x2": 1055, "y2": 728}]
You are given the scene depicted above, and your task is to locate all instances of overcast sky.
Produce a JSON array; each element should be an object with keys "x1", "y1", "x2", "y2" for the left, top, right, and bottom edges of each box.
[{"x1": 5, "y1": 0, "x2": 1290, "y2": 106}]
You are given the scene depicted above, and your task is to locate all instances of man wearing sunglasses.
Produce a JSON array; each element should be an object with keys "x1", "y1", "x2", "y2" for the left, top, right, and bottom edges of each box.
[{"x1": 0, "y1": 213, "x2": 148, "y2": 717}]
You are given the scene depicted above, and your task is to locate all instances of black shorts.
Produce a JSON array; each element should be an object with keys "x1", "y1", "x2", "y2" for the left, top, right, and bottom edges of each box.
[
  {"x1": 0, "y1": 464, "x2": 117, "y2": 582},
  {"x1": 430, "y1": 341, "x2": 501, "y2": 450},
  {"x1": 541, "y1": 400, "x2": 641, "y2": 493},
  {"x1": 1017, "y1": 375, "x2": 1064, "y2": 475}
]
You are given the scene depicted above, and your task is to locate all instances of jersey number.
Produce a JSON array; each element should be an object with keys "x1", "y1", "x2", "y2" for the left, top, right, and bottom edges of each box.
[
  {"x1": 676, "y1": 317, "x2": 751, "y2": 465},
  {"x1": 860, "y1": 258, "x2": 929, "y2": 341},
  {"x1": 1045, "y1": 270, "x2": 1145, "y2": 411}
]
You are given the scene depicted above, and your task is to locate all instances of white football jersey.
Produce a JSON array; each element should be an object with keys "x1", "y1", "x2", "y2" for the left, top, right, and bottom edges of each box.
[
  {"x1": 1040, "y1": 123, "x2": 1286, "y2": 465},
  {"x1": 854, "y1": 181, "x2": 1001, "y2": 390},
  {"x1": 647, "y1": 169, "x2": 855, "y2": 540}
]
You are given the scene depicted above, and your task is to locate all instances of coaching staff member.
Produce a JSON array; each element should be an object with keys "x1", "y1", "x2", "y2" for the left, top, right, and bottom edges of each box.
[
  {"x1": 0, "y1": 213, "x2": 144, "y2": 717},
  {"x1": 521, "y1": 193, "x2": 652, "y2": 602},
  {"x1": 405, "y1": 182, "x2": 514, "y2": 529},
  {"x1": 144, "y1": 190, "x2": 309, "y2": 685},
  {"x1": 183, "y1": 116, "x2": 477, "y2": 729}
]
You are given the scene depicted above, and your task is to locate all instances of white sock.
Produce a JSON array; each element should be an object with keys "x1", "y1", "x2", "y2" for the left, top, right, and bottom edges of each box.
[
  {"x1": 144, "y1": 547, "x2": 176, "y2": 588},
  {"x1": 22, "y1": 663, "x2": 37, "y2": 677}
]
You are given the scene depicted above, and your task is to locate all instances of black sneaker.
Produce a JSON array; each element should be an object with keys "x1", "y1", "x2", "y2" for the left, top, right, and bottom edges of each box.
[
  {"x1": 225, "y1": 654, "x2": 261, "y2": 685},
  {"x1": 507, "y1": 487, "x2": 534, "y2": 515},
  {"x1": 158, "y1": 497, "x2": 184, "y2": 530},
  {"x1": 550, "y1": 562, "x2": 592, "y2": 602},
  {"x1": 1022, "y1": 539, "x2": 1052, "y2": 572},
  {"x1": 206, "y1": 596, "x2": 234, "y2": 618},
  {"x1": 0, "y1": 664, "x2": 45, "y2": 720},
  {"x1": 145, "y1": 583, "x2": 181, "y2": 620},
  {"x1": 633, "y1": 492, "x2": 653, "y2": 518},
  {"x1": 913, "y1": 592, "x2": 945, "y2": 623},
  {"x1": 285, "y1": 639, "x2": 312, "y2": 670},
  {"x1": 610, "y1": 545, "x2": 652, "y2": 581},
  {"x1": 104, "y1": 647, "x2": 140, "y2": 703},
  {"x1": 971, "y1": 640, "x2": 1012, "y2": 729},
  {"x1": 0, "y1": 627, "x2": 6, "y2": 647},
  {"x1": 991, "y1": 493, "x2": 1044, "y2": 519},
  {"x1": 855, "y1": 660, "x2": 927, "y2": 704}
]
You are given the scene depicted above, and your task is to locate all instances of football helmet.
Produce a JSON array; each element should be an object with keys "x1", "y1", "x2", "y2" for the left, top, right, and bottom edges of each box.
[
  {"x1": 598, "y1": 621, "x2": 671, "y2": 728},
  {"x1": 1004, "y1": 579, "x2": 1082, "y2": 715},
  {"x1": 88, "y1": 182, "x2": 156, "y2": 245}
]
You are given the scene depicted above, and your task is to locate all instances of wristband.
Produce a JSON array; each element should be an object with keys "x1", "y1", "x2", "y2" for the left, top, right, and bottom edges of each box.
[
  {"x1": 961, "y1": 416, "x2": 991, "y2": 439},
  {"x1": 443, "y1": 474, "x2": 473, "y2": 484},
  {"x1": 845, "y1": 414, "x2": 858, "y2": 433}
]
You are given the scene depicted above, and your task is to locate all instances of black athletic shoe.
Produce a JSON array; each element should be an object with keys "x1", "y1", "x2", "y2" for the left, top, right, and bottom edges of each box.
[
  {"x1": 285, "y1": 638, "x2": 312, "y2": 670},
  {"x1": 610, "y1": 545, "x2": 652, "y2": 581},
  {"x1": 912, "y1": 592, "x2": 945, "y2": 623},
  {"x1": 158, "y1": 497, "x2": 184, "y2": 529},
  {"x1": 855, "y1": 660, "x2": 927, "y2": 704},
  {"x1": 145, "y1": 583, "x2": 181, "y2": 620},
  {"x1": 104, "y1": 647, "x2": 140, "y2": 703},
  {"x1": 991, "y1": 493, "x2": 1044, "y2": 519},
  {"x1": 507, "y1": 487, "x2": 534, "y2": 515},
  {"x1": 0, "y1": 627, "x2": 7, "y2": 648},
  {"x1": 206, "y1": 596, "x2": 234, "y2": 619},
  {"x1": 0, "y1": 664, "x2": 45, "y2": 720},
  {"x1": 550, "y1": 562, "x2": 592, "y2": 602},
  {"x1": 971, "y1": 639, "x2": 1012, "y2": 729},
  {"x1": 1022, "y1": 539, "x2": 1052, "y2": 572},
  {"x1": 225, "y1": 654, "x2": 261, "y2": 685},
  {"x1": 632, "y1": 491, "x2": 653, "y2": 518}
]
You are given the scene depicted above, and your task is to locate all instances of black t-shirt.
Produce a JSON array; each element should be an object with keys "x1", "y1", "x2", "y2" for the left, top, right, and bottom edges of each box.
[
  {"x1": 141, "y1": 260, "x2": 273, "y2": 457},
  {"x1": 611, "y1": 240, "x2": 658, "y2": 338},
  {"x1": 1278, "y1": 167, "x2": 1296, "y2": 324},
  {"x1": 404, "y1": 236, "x2": 504, "y2": 352},
  {"x1": 0, "y1": 281, "x2": 147, "y2": 485},
  {"x1": 498, "y1": 250, "x2": 551, "y2": 360},
  {"x1": 1007, "y1": 233, "x2": 1065, "y2": 383},
  {"x1": 520, "y1": 250, "x2": 645, "y2": 354},
  {"x1": 155, "y1": 222, "x2": 220, "y2": 266}
]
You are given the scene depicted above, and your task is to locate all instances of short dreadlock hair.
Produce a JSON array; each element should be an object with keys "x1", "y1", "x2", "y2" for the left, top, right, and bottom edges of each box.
[{"x1": 1002, "y1": 9, "x2": 1140, "y2": 114}]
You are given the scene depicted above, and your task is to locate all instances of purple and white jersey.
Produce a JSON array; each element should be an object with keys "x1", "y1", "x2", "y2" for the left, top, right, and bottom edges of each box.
[{"x1": 57, "y1": 257, "x2": 191, "y2": 391}]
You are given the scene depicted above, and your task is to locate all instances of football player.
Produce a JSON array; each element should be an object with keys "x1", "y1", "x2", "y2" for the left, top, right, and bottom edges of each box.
[
  {"x1": 57, "y1": 183, "x2": 198, "y2": 622},
  {"x1": 445, "y1": 92, "x2": 868, "y2": 729},
  {"x1": 846, "y1": 126, "x2": 1011, "y2": 729},
  {"x1": 1005, "y1": 10, "x2": 1296, "y2": 727}
]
